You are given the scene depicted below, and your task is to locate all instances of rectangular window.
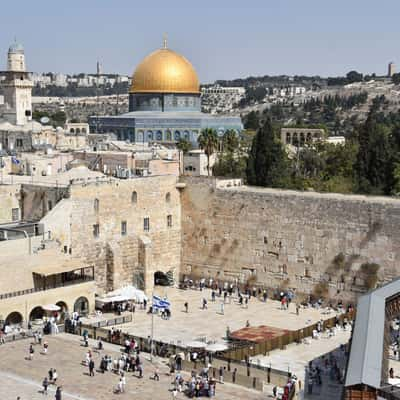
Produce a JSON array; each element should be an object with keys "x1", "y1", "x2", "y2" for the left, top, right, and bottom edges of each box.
[
  {"x1": 93, "y1": 224, "x2": 100, "y2": 238},
  {"x1": 167, "y1": 214, "x2": 172, "y2": 228},
  {"x1": 121, "y1": 221, "x2": 127, "y2": 236},
  {"x1": 11, "y1": 208, "x2": 19, "y2": 221},
  {"x1": 48, "y1": 200, "x2": 53, "y2": 211},
  {"x1": 144, "y1": 217, "x2": 150, "y2": 232},
  {"x1": 16, "y1": 139, "x2": 23, "y2": 147}
]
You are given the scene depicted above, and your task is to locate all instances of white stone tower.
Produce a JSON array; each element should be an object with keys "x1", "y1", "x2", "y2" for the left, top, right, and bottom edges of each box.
[{"x1": 1, "y1": 42, "x2": 33, "y2": 126}]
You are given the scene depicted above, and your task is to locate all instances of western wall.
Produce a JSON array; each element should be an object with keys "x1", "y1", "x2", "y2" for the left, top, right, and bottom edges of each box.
[{"x1": 181, "y1": 177, "x2": 400, "y2": 301}]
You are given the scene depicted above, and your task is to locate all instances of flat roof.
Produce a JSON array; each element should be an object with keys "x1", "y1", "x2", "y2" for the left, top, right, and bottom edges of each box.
[{"x1": 345, "y1": 277, "x2": 400, "y2": 389}]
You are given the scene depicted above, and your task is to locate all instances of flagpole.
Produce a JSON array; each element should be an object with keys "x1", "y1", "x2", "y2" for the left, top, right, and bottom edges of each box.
[{"x1": 150, "y1": 290, "x2": 154, "y2": 362}]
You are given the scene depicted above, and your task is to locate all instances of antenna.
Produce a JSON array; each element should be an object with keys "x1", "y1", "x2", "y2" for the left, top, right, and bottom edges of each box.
[{"x1": 163, "y1": 33, "x2": 168, "y2": 49}]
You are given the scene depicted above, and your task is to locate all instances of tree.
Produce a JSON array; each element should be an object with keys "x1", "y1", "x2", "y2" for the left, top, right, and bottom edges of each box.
[
  {"x1": 354, "y1": 111, "x2": 391, "y2": 194},
  {"x1": 246, "y1": 117, "x2": 290, "y2": 187},
  {"x1": 244, "y1": 111, "x2": 259, "y2": 130},
  {"x1": 392, "y1": 73, "x2": 400, "y2": 85},
  {"x1": 198, "y1": 128, "x2": 218, "y2": 176},
  {"x1": 222, "y1": 130, "x2": 239, "y2": 153},
  {"x1": 176, "y1": 138, "x2": 192, "y2": 154},
  {"x1": 346, "y1": 70, "x2": 363, "y2": 83}
]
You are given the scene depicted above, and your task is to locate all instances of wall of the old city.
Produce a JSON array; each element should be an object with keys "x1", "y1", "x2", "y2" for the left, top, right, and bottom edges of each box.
[{"x1": 181, "y1": 177, "x2": 400, "y2": 301}]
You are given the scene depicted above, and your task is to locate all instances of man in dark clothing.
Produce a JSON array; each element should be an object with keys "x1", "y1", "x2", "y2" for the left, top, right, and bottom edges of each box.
[
  {"x1": 89, "y1": 359, "x2": 95, "y2": 376},
  {"x1": 55, "y1": 386, "x2": 62, "y2": 400},
  {"x1": 184, "y1": 302, "x2": 188, "y2": 313}
]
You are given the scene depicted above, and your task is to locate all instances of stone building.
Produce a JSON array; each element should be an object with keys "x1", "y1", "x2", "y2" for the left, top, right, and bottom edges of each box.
[{"x1": 280, "y1": 127, "x2": 326, "y2": 147}]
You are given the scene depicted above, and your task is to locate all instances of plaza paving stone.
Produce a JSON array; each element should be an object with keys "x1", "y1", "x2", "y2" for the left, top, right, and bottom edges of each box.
[
  {"x1": 0, "y1": 333, "x2": 267, "y2": 400},
  {"x1": 110, "y1": 287, "x2": 342, "y2": 345}
]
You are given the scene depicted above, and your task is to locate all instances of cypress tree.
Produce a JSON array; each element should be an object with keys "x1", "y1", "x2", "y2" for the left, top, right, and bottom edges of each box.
[{"x1": 246, "y1": 117, "x2": 289, "y2": 187}]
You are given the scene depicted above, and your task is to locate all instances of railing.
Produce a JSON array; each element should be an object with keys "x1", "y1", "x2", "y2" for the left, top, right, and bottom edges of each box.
[
  {"x1": 0, "y1": 276, "x2": 94, "y2": 300},
  {"x1": 220, "y1": 310, "x2": 355, "y2": 362}
]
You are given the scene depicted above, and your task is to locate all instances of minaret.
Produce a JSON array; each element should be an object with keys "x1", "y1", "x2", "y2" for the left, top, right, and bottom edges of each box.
[{"x1": 1, "y1": 42, "x2": 33, "y2": 126}]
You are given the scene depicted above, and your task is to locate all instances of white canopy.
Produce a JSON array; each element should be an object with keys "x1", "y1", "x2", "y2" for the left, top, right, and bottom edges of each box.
[
  {"x1": 205, "y1": 343, "x2": 228, "y2": 352},
  {"x1": 96, "y1": 295, "x2": 129, "y2": 304},
  {"x1": 42, "y1": 304, "x2": 61, "y2": 312},
  {"x1": 184, "y1": 341, "x2": 207, "y2": 349},
  {"x1": 104, "y1": 286, "x2": 148, "y2": 303}
]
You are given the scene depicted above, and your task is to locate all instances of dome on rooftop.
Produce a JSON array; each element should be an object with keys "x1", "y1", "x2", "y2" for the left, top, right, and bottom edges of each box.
[
  {"x1": 8, "y1": 42, "x2": 24, "y2": 54},
  {"x1": 130, "y1": 44, "x2": 199, "y2": 95}
]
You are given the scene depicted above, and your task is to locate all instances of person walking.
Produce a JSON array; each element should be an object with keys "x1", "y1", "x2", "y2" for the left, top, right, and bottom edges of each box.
[
  {"x1": 43, "y1": 341, "x2": 49, "y2": 355},
  {"x1": 28, "y1": 344, "x2": 35, "y2": 360},
  {"x1": 202, "y1": 298, "x2": 207, "y2": 310},
  {"x1": 220, "y1": 301, "x2": 224, "y2": 315},
  {"x1": 219, "y1": 366, "x2": 224, "y2": 383},
  {"x1": 89, "y1": 359, "x2": 95, "y2": 376},
  {"x1": 184, "y1": 302, "x2": 189, "y2": 313},
  {"x1": 55, "y1": 386, "x2": 62, "y2": 400},
  {"x1": 42, "y1": 377, "x2": 49, "y2": 395},
  {"x1": 52, "y1": 370, "x2": 58, "y2": 385},
  {"x1": 296, "y1": 304, "x2": 300, "y2": 316}
]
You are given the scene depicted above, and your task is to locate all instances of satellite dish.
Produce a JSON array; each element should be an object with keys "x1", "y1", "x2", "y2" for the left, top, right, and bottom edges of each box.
[{"x1": 40, "y1": 116, "x2": 50, "y2": 125}]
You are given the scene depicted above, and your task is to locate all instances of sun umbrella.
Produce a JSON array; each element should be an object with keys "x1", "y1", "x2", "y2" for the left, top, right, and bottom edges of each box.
[
  {"x1": 42, "y1": 304, "x2": 61, "y2": 312},
  {"x1": 184, "y1": 341, "x2": 207, "y2": 348},
  {"x1": 206, "y1": 343, "x2": 228, "y2": 352}
]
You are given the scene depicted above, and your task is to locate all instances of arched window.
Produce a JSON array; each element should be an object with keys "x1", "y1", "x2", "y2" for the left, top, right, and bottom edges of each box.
[
  {"x1": 70, "y1": 128, "x2": 75, "y2": 133},
  {"x1": 147, "y1": 130, "x2": 153, "y2": 141},
  {"x1": 131, "y1": 191, "x2": 137, "y2": 204},
  {"x1": 82, "y1": 128, "x2": 87, "y2": 134},
  {"x1": 156, "y1": 130, "x2": 162, "y2": 140},
  {"x1": 174, "y1": 131, "x2": 181, "y2": 141},
  {"x1": 74, "y1": 297, "x2": 89, "y2": 314},
  {"x1": 166, "y1": 130, "x2": 172, "y2": 141},
  {"x1": 76, "y1": 128, "x2": 81, "y2": 134},
  {"x1": 94, "y1": 198, "x2": 99, "y2": 212},
  {"x1": 165, "y1": 192, "x2": 171, "y2": 203}
]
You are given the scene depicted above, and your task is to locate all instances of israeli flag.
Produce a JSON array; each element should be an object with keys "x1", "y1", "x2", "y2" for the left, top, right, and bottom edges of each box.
[
  {"x1": 11, "y1": 157, "x2": 20, "y2": 165},
  {"x1": 152, "y1": 295, "x2": 171, "y2": 310}
]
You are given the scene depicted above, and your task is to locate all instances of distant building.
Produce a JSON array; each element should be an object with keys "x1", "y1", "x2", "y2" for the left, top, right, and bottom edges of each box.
[
  {"x1": 183, "y1": 149, "x2": 216, "y2": 176},
  {"x1": 0, "y1": 42, "x2": 33, "y2": 126},
  {"x1": 388, "y1": 62, "x2": 396, "y2": 78},
  {"x1": 280, "y1": 128, "x2": 326, "y2": 147}
]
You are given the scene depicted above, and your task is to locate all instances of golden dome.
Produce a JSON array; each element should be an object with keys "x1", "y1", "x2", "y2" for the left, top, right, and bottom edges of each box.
[{"x1": 130, "y1": 47, "x2": 200, "y2": 94}]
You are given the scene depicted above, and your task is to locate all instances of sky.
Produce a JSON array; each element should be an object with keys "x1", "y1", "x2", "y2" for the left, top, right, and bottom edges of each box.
[{"x1": 0, "y1": 0, "x2": 399, "y2": 83}]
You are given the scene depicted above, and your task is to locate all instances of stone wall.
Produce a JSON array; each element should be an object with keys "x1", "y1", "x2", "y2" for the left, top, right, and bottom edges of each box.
[
  {"x1": 0, "y1": 184, "x2": 21, "y2": 223},
  {"x1": 67, "y1": 175, "x2": 181, "y2": 293},
  {"x1": 181, "y1": 177, "x2": 400, "y2": 301}
]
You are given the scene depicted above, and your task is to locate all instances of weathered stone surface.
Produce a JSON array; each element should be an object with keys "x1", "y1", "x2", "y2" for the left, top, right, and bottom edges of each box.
[{"x1": 181, "y1": 177, "x2": 400, "y2": 301}]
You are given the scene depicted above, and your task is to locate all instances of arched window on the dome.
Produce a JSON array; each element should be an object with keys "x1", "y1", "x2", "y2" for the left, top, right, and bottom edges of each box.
[{"x1": 166, "y1": 192, "x2": 171, "y2": 203}]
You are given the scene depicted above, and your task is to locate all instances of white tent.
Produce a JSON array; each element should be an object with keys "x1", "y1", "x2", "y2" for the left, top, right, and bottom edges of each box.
[
  {"x1": 205, "y1": 343, "x2": 228, "y2": 352},
  {"x1": 42, "y1": 304, "x2": 61, "y2": 312},
  {"x1": 103, "y1": 285, "x2": 148, "y2": 303}
]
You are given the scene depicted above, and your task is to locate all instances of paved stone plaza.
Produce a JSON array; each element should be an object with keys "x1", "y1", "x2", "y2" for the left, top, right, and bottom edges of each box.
[
  {"x1": 251, "y1": 328, "x2": 351, "y2": 382},
  {"x1": 112, "y1": 287, "x2": 342, "y2": 345},
  {"x1": 0, "y1": 334, "x2": 266, "y2": 400}
]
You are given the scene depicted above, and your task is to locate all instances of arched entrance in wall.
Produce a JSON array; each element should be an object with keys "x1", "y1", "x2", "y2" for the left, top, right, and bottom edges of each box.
[
  {"x1": 29, "y1": 306, "x2": 44, "y2": 321},
  {"x1": 74, "y1": 297, "x2": 89, "y2": 315},
  {"x1": 56, "y1": 301, "x2": 68, "y2": 322},
  {"x1": 154, "y1": 270, "x2": 174, "y2": 286},
  {"x1": 5, "y1": 311, "x2": 23, "y2": 326}
]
